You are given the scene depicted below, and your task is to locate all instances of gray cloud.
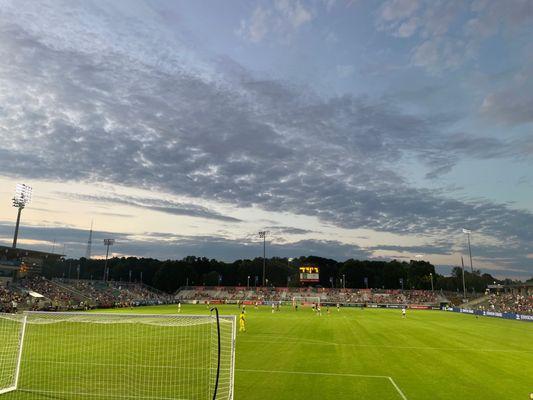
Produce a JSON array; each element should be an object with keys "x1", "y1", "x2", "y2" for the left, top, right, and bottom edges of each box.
[
  {"x1": 369, "y1": 243, "x2": 453, "y2": 256},
  {"x1": 2, "y1": 222, "x2": 530, "y2": 278},
  {"x1": 265, "y1": 226, "x2": 314, "y2": 235},
  {"x1": 0, "y1": 1, "x2": 531, "y2": 275},
  {"x1": 59, "y1": 193, "x2": 242, "y2": 223},
  {"x1": 0, "y1": 222, "x2": 370, "y2": 263},
  {"x1": 378, "y1": 0, "x2": 533, "y2": 72},
  {"x1": 481, "y1": 79, "x2": 533, "y2": 126}
]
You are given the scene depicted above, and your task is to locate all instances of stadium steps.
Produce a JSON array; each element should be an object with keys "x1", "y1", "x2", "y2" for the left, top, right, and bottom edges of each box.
[
  {"x1": 462, "y1": 294, "x2": 490, "y2": 309},
  {"x1": 139, "y1": 282, "x2": 168, "y2": 296},
  {"x1": 50, "y1": 278, "x2": 94, "y2": 303}
]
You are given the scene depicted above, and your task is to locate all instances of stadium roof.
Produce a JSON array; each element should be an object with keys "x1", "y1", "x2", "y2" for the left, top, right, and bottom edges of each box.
[{"x1": 0, "y1": 245, "x2": 63, "y2": 261}]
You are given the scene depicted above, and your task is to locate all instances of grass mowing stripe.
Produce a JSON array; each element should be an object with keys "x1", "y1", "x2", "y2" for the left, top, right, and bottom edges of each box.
[{"x1": 237, "y1": 338, "x2": 533, "y2": 353}]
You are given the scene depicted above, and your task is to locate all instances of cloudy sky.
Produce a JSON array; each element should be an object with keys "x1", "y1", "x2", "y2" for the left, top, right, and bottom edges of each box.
[{"x1": 0, "y1": 0, "x2": 531, "y2": 278}]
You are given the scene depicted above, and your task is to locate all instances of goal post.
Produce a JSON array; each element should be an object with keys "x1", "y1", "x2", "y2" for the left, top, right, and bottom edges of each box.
[
  {"x1": 0, "y1": 310, "x2": 236, "y2": 400},
  {"x1": 0, "y1": 313, "x2": 26, "y2": 395},
  {"x1": 292, "y1": 296, "x2": 321, "y2": 307}
]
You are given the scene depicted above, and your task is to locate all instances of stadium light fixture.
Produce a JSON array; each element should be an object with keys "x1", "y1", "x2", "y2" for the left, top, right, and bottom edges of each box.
[
  {"x1": 258, "y1": 231, "x2": 269, "y2": 286},
  {"x1": 103, "y1": 238, "x2": 115, "y2": 281},
  {"x1": 11, "y1": 184, "x2": 32, "y2": 249}
]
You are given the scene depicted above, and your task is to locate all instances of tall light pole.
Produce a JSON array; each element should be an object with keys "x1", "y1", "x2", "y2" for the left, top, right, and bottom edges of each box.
[
  {"x1": 103, "y1": 239, "x2": 115, "y2": 281},
  {"x1": 259, "y1": 231, "x2": 268, "y2": 286},
  {"x1": 12, "y1": 184, "x2": 32, "y2": 249},
  {"x1": 247, "y1": 275, "x2": 250, "y2": 289},
  {"x1": 462, "y1": 229, "x2": 474, "y2": 273},
  {"x1": 342, "y1": 274, "x2": 346, "y2": 289},
  {"x1": 287, "y1": 258, "x2": 294, "y2": 288},
  {"x1": 429, "y1": 272, "x2": 434, "y2": 291},
  {"x1": 461, "y1": 256, "x2": 467, "y2": 300}
]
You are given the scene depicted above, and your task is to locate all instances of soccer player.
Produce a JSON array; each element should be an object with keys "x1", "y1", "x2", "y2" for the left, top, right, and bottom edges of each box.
[
  {"x1": 317, "y1": 305, "x2": 321, "y2": 316},
  {"x1": 271, "y1": 303, "x2": 275, "y2": 313},
  {"x1": 242, "y1": 304, "x2": 246, "y2": 313},
  {"x1": 336, "y1": 303, "x2": 340, "y2": 312},
  {"x1": 177, "y1": 302, "x2": 181, "y2": 313},
  {"x1": 239, "y1": 311, "x2": 246, "y2": 332},
  {"x1": 402, "y1": 306, "x2": 406, "y2": 318}
]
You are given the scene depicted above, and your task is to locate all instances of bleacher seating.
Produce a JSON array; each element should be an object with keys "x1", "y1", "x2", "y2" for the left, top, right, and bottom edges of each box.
[
  {"x1": 12, "y1": 277, "x2": 171, "y2": 311},
  {"x1": 481, "y1": 292, "x2": 533, "y2": 314},
  {"x1": 175, "y1": 286, "x2": 447, "y2": 306}
]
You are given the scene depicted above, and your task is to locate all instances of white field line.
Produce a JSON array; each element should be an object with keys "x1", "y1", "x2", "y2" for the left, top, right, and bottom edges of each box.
[
  {"x1": 388, "y1": 377, "x2": 408, "y2": 400},
  {"x1": 22, "y1": 361, "x2": 409, "y2": 399},
  {"x1": 236, "y1": 368, "x2": 408, "y2": 400}
]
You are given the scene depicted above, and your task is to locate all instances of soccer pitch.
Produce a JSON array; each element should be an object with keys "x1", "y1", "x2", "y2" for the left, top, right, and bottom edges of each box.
[{"x1": 1, "y1": 305, "x2": 532, "y2": 400}]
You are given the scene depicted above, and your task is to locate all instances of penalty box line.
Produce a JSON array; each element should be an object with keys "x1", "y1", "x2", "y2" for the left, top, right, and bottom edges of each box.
[{"x1": 236, "y1": 368, "x2": 408, "y2": 400}]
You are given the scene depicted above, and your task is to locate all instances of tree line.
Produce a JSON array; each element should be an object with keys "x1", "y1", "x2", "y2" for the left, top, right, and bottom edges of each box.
[{"x1": 41, "y1": 255, "x2": 515, "y2": 294}]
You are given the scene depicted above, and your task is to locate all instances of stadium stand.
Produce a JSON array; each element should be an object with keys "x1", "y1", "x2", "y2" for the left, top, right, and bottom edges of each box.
[
  {"x1": 478, "y1": 292, "x2": 533, "y2": 314},
  {"x1": 8, "y1": 277, "x2": 171, "y2": 311},
  {"x1": 175, "y1": 286, "x2": 448, "y2": 306}
]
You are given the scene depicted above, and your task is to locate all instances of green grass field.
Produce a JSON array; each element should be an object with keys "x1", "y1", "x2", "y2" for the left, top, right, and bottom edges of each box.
[{"x1": 1, "y1": 305, "x2": 532, "y2": 400}]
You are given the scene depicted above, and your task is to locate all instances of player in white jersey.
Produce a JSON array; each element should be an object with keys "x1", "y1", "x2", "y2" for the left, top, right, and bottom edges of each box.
[{"x1": 402, "y1": 307, "x2": 406, "y2": 318}]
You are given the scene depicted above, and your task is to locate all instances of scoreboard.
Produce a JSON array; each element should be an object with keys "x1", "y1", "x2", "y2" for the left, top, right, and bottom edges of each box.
[{"x1": 299, "y1": 266, "x2": 319, "y2": 283}]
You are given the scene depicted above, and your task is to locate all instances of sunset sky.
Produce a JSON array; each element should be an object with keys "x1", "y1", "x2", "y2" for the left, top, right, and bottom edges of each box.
[{"x1": 0, "y1": 0, "x2": 531, "y2": 278}]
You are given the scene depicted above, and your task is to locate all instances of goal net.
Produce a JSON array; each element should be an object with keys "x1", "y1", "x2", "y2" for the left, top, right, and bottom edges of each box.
[
  {"x1": 292, "y1": 296, "x2": 321, "y2": 307},
  {"x1": 0, "y1": 310, "x2": 236, "y2": 400}
]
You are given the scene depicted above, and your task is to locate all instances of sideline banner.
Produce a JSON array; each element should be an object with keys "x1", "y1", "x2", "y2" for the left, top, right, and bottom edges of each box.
[{"x1": 445, "y1": 307, "x2": 532, "y2": 322}]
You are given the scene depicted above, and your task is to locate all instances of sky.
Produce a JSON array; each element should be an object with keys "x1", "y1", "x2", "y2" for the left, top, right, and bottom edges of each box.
[{"x1": 0, "y1": 0, "x2": 531, "y2": 278}]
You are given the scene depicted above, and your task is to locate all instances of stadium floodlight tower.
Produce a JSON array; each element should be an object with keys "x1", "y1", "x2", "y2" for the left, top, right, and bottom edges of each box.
[
  {"x1": 103, "y1": 238, "x2": 115, "y2": 281},
  {"x1": 258, "y1": 231, "x2": 268, "y2": 286},
  {"x1": 462, "y1": 228, "x2": 474, "y2": 273},
  {"x1": 11, "y1": 184, "x2": 32, "y2": 249}
]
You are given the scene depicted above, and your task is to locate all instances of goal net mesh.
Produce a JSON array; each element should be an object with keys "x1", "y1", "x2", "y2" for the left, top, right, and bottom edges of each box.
[
  {"x1": 0, "y1": 311, "x2": 235, "y2": 400},
  {"x1": 0, "y1": 314, "x2": 24, "y2": 395},
  {"x1": 292, "y1": 296, "x2": 321, "y2": 306}
]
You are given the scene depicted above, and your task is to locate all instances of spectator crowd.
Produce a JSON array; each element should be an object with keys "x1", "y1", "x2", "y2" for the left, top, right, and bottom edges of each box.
[
  {"x1": 176, "y1": 286, "x2": 444, "y2": 305},
  {"x1": 484, "y1": 292, "x2": 533, "y2": 315},
  {"x1": 1, "y1": 277, "x2": 172, "y2": 312}
]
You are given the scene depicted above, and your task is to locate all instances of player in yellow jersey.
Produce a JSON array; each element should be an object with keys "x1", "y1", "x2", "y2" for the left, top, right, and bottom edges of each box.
[{"x1": 239, "y1": 311, "x2": 246, "y2": 332}]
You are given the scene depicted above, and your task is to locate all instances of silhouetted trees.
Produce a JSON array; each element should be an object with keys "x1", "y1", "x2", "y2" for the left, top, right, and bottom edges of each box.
[{"x1": 42, "y1": 255, "x2": 504, "y2": 294}]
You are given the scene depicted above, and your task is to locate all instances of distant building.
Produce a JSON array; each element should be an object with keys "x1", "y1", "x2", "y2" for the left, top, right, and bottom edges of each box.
[{"x1": 0, "y1": 245, "x2": 63, "y2": 282}]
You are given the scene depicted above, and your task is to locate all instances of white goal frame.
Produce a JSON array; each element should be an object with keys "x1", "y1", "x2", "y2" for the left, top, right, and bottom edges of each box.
[
  {"x1": 0, "y1": 310, "x2": 236, "y2": 400},
  {"x1": 292, "y1": 296, "x2": 321, "y2": 307}
]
